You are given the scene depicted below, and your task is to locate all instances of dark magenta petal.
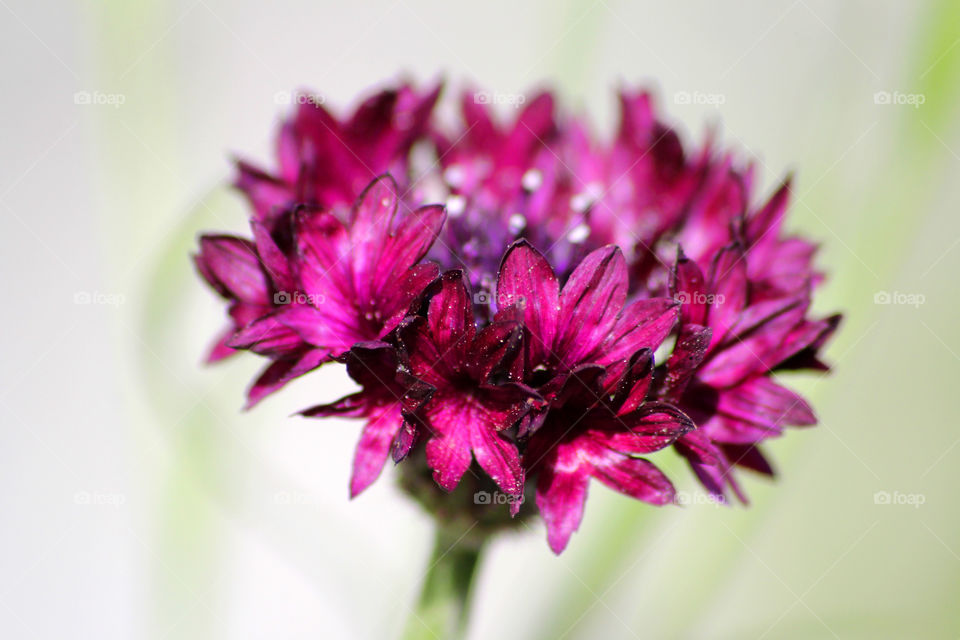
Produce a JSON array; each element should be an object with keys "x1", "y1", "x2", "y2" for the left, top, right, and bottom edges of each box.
[
  {"x1": 670, "y1": 248, "x2": 708, "y2": 326},
  {"x1": 598, "y1": 298, "x2": 679, "y2": 366},
  {"x1": 608, "y1": 348, "x2": 655, "y2": 414},
  {"x1": 378, "y1": 262, "x2": 441, "y2": 339},
  {"x1": 500, "y1": 92, "x2": 555, "y2": 168},
  {"x1": 424, "y1": 410, "x2": 474, "y2": 492},
  {"x1": 589, "y1": 449, "x2": 676, "y2": 506},
  {"x1": 349, "y1": 404, "x2": 405, "y2": 497},
  {"x1": 706, "y1": 244, "x2": 748, "y2": 348},
  {"x1": 206, "y1": 327, "x2": 239, "y2": 363},
  {"x1": 535, "y1": 444, "x2": 590, "y2": 554},
  {"x1": 275, "y1": 303, "x2": 359, "y2": 357},
  {"x1": 245, "y1": 349, "x2": 328, "y2": 409},
  {"x1": 699, "y1": 300, "x2": 807, "y2": 387},
  {"x1": 714, "y1": 376, "x2": 816, "y2": 432},
  {"x1": 392, "y1": 420, "x2": 419, "y2": 463},
  {"x1": 467, "y1": 320, "x2": 524, "y2": 383},
  {"x1": 745, "y1": 177, "x2": 792, "y2": 252},
  {"x1": 228, "y1": 313, "x2": 309, "y2": 356},
  {"x1": 617, "y1": 90, "x2": 655, "y2": 147},
  {"x1": 596, "y1": 403, "x2": 693, "y2": 455},
  {"x1": 250, "y1": 220, "x2": 294, "y2": 293},
  {"x1": 470, "y1": 421, "x2": 524, "y2": 496},
  {"x1": 234, "y1": 161, "x2": 291, "y2": 224},
  {"x1": 661, "y1": 324, "x2": 712, "y2": 401},
  {"x1": 426, "y1": 271, "x2": 475, "y2": 356},
  {"x1": 722, "y1": 443, "x2": 776, "y2": 476},
  {"x1": 557, "y1": 245, "x2": 628, "y2": 366},
  {"x1": 196, "y1": 235, "x2": 271, "y2": 305},
  {"x1": 294, "y1": 206, "x2": 354, "y2": 302},
  {"x1": 497, "y1": 240, "x2": 560, "y2": 367}
]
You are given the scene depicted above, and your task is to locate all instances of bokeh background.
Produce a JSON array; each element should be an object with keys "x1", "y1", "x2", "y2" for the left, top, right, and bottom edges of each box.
[{"x1": 2, "y1": 0, "x2": 958, "y2": 637}]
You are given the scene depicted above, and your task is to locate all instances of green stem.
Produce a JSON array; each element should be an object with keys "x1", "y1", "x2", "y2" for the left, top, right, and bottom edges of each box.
[{"x1": 401, "y1": 528, "x2": 484, "y2": 640}]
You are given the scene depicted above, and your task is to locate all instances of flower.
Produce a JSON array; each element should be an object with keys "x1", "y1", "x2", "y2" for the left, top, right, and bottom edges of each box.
[
  {"x1": 236, "y1": 82, "x2": 440, "y2": 230},
  {"x1": 662, "y1": 244, "x2": 839, "y2": 501},
  {"x1": 195, "y1": 80, "x2": 840, "y2": 553},
  {"x1": 525, "y1": 350, "x2": 694, "y2": 553}
]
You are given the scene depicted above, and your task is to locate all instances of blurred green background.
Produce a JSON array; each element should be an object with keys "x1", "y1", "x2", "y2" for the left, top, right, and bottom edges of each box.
[{"x1": 2, "y1": 0, "x2": 958, "y2": 637}]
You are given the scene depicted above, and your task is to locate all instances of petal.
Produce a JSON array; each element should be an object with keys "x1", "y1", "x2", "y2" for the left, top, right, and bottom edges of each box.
[
  {"x1": 377, "y1": 262, "x2": 440, "y2": 339},
  {"x1": 470, "y1": 422, "x2": 524, "y2": 496},
  {"x1": 228, "y1": 313, "x2": 309, "y2": 356},
  {"x1": 590, "y1": 451, "x2": 676, "y2": 506},
  {"x1": 496, "y1": 240, "x2": 560, "y2": 367},
  {"x1": 350, "y1": 403, "x2": 404, "y2": 497},
  {"x1": 722, "y1": 443, "x2": 775, "y2": 477},
  {"x1": 598, "y1": 298, "x2": 679, "y2": 366},
  {"x1": 250, "y1": 219, "x2": 294, "y2": 293},
  {"x1": 426, "y1": 271, "x2": 475, "y2": 356},
  {"x1": 535, "y1": 444, "x2": 590, "y2": 554},
  {"x1": 234, "y1": 161, "x2": 291, "y2": 224},
  {"x1": 557, "y1": 245, "x2": 628, "y2": 366},
  {"x1": 294, "y1": 206, "x2": 354, "y2": 302},
  {"x1": 424, "y1": 419, "x2": 473, "y2": 493},
  {"x1": 196, "y1": 235, "x2": 271, "y2": 305},
  {"x1": 274, "y1": 303, "x2": 361, "y2": 357},
  {"x1": 745, "y1": 176, "x2": 792, "y2": 251},
  {"x1": 707, "y1": 244, "x2": 748, "y2": 347},
  {"x1": 715, "y1": 376, "x2": 816, "y2": 431},
  {"x1": 350, "y1": 175, "x2": 399, "y2": 288},
  {"x1": 245, "y1": 349, "x2": 328, "y2": 409},
  {"x1": 670, "y1": 248, "x2": 708, "y2": 327},
  {"x1": 596, "y1": 402, "x2": 693, "y2": 454},
  {"x1": 374, "y1": 203, "x2": 446, "y2": 299},
  {"x1": 467, "y1": 320, "x2": 524, "y2": 383},
  {"x1": 661, "y1": 324, "x2": 712, "y2": 400}
]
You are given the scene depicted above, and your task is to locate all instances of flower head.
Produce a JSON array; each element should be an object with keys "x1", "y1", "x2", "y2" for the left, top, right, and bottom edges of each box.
[{"x1": 195, "y1": 80, "x2": 840, "y2": 553}]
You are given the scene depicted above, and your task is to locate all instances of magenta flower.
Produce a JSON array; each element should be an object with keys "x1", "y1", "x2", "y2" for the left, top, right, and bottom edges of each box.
[
  {"x1": 400, "y1": 271, "x2": 542, "y2": 497},
  {"x1": 195, "y1": 80, "x2": 840, "y2": 557},
  {"x1": 236, "y1": 82, "x2": 440, "y2": 229},
  {"x1": 662, "y1": 244, "x2": 839, "y2": 501}
]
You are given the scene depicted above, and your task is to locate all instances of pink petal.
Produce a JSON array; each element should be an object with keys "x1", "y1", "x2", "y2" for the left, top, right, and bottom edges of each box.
[
  {"x1": 470, "y1": 421, "x2": 524, "y2": 496},
  {"x1": 196, "y1": 235, "x2": 270, "y2": 305},
  {"x1": 496, "y1": 240, "x2": 559, "y2": 367},
  {"x1": 590, "y1": 451, "x2": 675, "y2": 506},
  {"x1": 557, "y1": 245, "x2": 628, "y2": 366},
  {"x1": 707, "y1": 244, "x2": 748, "y2": 347},
  {"x1": 350, "y1": 404, "x2": 404, "y2": 497},
  {"x1": 535, "y1": 444, "x2": 590, "y2": 554},
  {"x1": 245, "y1": 349, "x2": 328, "y2": 409},
  {"x1": 598, "y1": 298, "x2": 679, "y2": 366}
]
